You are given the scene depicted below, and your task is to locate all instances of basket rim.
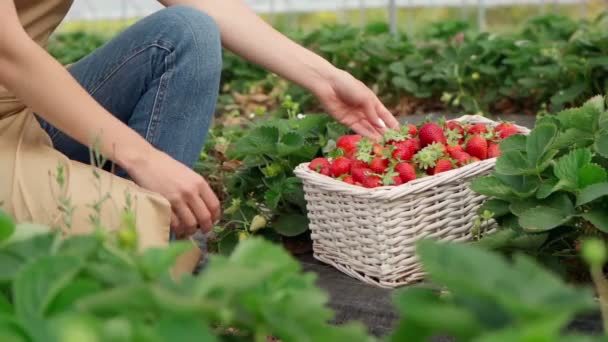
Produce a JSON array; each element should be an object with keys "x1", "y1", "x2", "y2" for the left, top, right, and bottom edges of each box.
[{"x1": 293, "y1": 114, "x2": 530, "y2": 201}]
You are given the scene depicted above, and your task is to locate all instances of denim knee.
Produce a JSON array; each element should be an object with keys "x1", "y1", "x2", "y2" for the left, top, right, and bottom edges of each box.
[{"x1": 159, "y1": 5, "x2": 222, "y2": 75}]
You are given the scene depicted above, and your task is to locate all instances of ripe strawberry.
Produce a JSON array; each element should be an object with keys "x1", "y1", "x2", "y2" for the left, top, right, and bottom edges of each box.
[
  {"x1": 373, "y1": 143, "x2": 384, "y2": 156},
  {"x1": 391, "y1": 175, "x2": 404, "y2": 186},
  {"x1": 407, "y1": 124, "x2": 417, "y2": 137},
  {"x1": 446, "y1": 145, "x2": 465, "y2": 158},
  {"x1": 350, "y1": 160, "x2": 368, "y2": 172},
  {"x1": 337, "y1": 135, "x2": 362, "y2": 154},
  {"x1": 352, "y1": 167, "x2": 373, "y2": 183},
  {"x1": 419, "y1": 122, "x2": 447, "y2": 148},
  {"x1": 468, "y1": 123, "x2": 488, "y2": 135},
  {"x1": 488, "y1": 142, "x2": 501, "y2": 158},
  {"x1": 411, "y1": 138, "x2": 421, "y2": 152},
  {"x1": 363, "y1": 175, "x2": 382, "y2": 188},
  {"x1": 370, "y1": 157, "x2": 389, "y2": 174},
  {"x1": 465, "y1": 135, "x2": 488, "y2": 160},
  {"x1": 494, "y1": 122, "x2": 519, "y2": 139},
  {"x1": 432, "y1": 159, "x2": 454, "y2": 175},
  {"x1": 330, "y1": 157, "x2": 352, "y2": 177},
  {"x1": 445, "y1": 121, "x2": 465, "y2": 136},
  {"x1": 309, "y1": 158, "x2": 330, "y2": 173},
  {"x1": 395, "y1": 163, "x2": 417, "y2": 183},
  {"x1": 392, "y1": 145, "x2": 415, "y2": 161},
  {"x1": 343, "y1": 175, "x2": 355, "y2": 185}
]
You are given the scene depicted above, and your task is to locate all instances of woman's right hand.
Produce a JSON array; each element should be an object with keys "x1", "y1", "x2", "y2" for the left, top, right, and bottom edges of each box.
[{"x1": 126, "y1": 149, "x2": 221, "y2": 237}]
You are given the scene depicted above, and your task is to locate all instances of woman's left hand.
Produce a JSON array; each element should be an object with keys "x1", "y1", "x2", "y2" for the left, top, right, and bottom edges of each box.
[{"x1": 315, "y1": 69, "x2": 400, "y2": 140}]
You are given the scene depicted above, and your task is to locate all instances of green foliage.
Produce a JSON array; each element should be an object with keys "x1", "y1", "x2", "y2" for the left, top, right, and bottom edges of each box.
[
  {"x1": 0, "y1": 212, "x2": 371, "y2": 342},
  {"x1": 471, "y1": 95, "x2": 608, "y2": 254},
  {"x1": 47, "y1": 31, "x2": 109, "y2": 65},
  {"x1": 389, "y1": 239, "x2": 601, "y2": 342}
]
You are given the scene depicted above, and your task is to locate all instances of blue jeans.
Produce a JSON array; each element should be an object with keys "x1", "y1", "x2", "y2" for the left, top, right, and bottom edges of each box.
[
  {"x1": 37, "y1": 6, "x2": 222, "y2": 255},
  {"x1": 38, "y1": 5, "x2": 221, "y2": 175}
]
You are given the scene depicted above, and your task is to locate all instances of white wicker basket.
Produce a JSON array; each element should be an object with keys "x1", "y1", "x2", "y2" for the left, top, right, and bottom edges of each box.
[{"x1": 294, "y1": 115, "x2": 530, "y2": 288}]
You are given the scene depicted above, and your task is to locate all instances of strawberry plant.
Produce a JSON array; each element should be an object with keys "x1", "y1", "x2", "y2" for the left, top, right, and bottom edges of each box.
[{"x1": 471, "y1": 95, "x2": 608, "y2": 257}]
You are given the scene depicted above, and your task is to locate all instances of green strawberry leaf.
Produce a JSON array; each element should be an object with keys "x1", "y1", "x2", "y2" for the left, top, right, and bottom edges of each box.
[
  {"x1": 576, "y1": 182, "x2": 608, "y2": 206},
  {"x1": 578, "y1": 163, "x2": 607, "y2": 189},
  {"x1": 470, "y1": 176, "x2": 516, "y2": 201},
  {"x1": 526, "y1": 124, "x2": 558, "y2": 169},
  {"x1": 553, "y1": 148, "x2": 593, "y2": 192},
  {"x1": 0, "y1": 212, "x2": 15, "y2": 244},
  {"x1": 556, "y1": 106, "x2": 598, "y2": 133},
  {"x1": 228, "y1": 126, "x2": 279, "y2": 158},
  {"x1": 272, "y1": 214, "x2": 309, "y2": 237},
  {"x1": 495, "y1": 151, "x2": 533, "y2": 176},
  {"x1": 277, "y1": 132, "x2": 305, "y2": 157},
  {"x1": 537, "y1": 178, "x2": 559, "y2": 199},
  {"x1": 479, "y1": 199, "x2": 511, "y2": 218},
  {"x1": 493, "y1": 174, "x2": 539, "y2": 198},
  {"x1": 552, "y1": 128, "x2": 593, "y2": 150},
  {"x1": 581, "y1": 210, "x2": 608, "y2": 233},
  {"x1": 594, "y1": 132, "x2": 608, "y2": 158},
  {"x1": 518, "y1": 206, "x2": 574, "y2": 232},
  {"x1": 499, "y1": 134, "x2": 526, "y2": 153}
]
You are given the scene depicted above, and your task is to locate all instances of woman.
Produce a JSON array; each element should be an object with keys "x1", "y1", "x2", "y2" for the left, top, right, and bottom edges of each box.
[{"x1": 0, "y1": 0, "x2": 399, "y2": 274}]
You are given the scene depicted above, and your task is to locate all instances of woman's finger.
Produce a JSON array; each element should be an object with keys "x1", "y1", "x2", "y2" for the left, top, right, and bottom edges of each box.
[
  {"x1": 351, "y1": 121, "x2": 381, "y2": 140},
  {"x1": 174, "y1": 203, "x2": 197, "y2": 237},
  {"x1": 198, "y1": 179, "x2": 221, "y2": 223},
  {"x1": 376, "y1": 99, "x2": 399, "y2": 129},
  {"x1": 188, "y1": 194, "x2": 214, "y2": 233}
]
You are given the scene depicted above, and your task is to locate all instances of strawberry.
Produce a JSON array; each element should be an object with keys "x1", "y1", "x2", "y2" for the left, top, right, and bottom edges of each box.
[
  {"x1": 413, "y1": 142, "x2": 445, "y2": 171},
  {"x1": 363, "y1": 175, "x2": 382, "y2": 188},
  {"x1": 446, "y1": 145, "x2": 465, "y2": 158},
  {"x1": 330, "y1": 157, "x2": 352, "y2": 177},
  {"x1": 391, "y1": 176, "x2": 404, "y2": 186},
  {"x1": 467, "y1": 123, "x2": 488, "y2": 135},
  {"x1": 343, "y1": 175, "x2": 355, "y2": 185},
  {"x1": 370, "y1": 157, "x2": 389, "y2": 174},
  {"x1": 445, "y1": 121, "x2": 465, "y2": 136},
  {"x1": 407, "y1": 124, "x2": 417, "y2": 137},
  {"x1": 465, "y1": 135, "x2": 488, "y2": 160},
  {"x1": 470, "y1": 157, "x2": 481, "y2": 163},
  {"x1": 309, "y1": 158, "x2": 330, "y2": 173},
  {"x1": 392, "y1": 145, "x2": 415, "y2": 161},
  {"x1": 411, "y1": 138, "x2": 421, "y2": 152},
  {"x1": 432, "y1": 158, "x2": 454, "y2": 175},
  {"x1": 488, "y1": 142, "x2": 501, "y2": 158},
  {"x1": 419, "y1": 122, "x2": 447, "y2": 148},
  {"x1": 373, "y1": 143, "x2": 384, "y2": 156},
  {"x1": 352, "y1": 167, "x2": 373, "y2": 183},
  {"x1": 447, "y1": 145, "x2": 472, "y2": 166},
  {"x1": 350, "y1": 160, "x2": 368, "y2": 172},
  {"x1": 494, "y1": 122, "x2": 519, "y2": 139},
  {"x1": 337, "y1": 135, "x2": 362, "y2": 154},
  {"x1": 395, "y1": 163, "x2": 417, "y2": 183}
]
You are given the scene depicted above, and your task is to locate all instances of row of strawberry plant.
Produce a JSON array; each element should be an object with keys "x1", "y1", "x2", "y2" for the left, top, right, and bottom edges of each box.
[
  {"x1": 0, "y1": 209, "x2": 605, "y2": 341},
  {"x1": 471, "y1": 95, "x2": 608, "y2": 271}
]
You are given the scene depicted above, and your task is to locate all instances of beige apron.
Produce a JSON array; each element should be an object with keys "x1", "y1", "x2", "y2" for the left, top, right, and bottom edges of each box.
[{"x1": 0, "y1": 0, "x2": 201, "y2": 277}]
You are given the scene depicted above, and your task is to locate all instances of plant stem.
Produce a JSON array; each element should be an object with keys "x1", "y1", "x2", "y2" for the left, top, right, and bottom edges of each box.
[{"x1": 590, "y1": 266, "x2": 608, "y2": 333}]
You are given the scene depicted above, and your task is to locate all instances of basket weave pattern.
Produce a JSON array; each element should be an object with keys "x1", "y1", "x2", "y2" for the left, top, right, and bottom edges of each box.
[{"x1": 294, "y1": 115, "x2": 530, "y2": 288}]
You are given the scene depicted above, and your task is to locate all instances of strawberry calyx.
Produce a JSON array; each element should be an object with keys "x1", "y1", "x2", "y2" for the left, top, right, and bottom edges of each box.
[
  {"x1": 355, "y1": 137, "x2": 374, "y2": 163},
  {"x1": 413, "y1": 143, "x2": 444, "y2": 170}
]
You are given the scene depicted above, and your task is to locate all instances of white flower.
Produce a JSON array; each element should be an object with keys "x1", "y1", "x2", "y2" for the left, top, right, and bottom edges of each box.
[
  {"x1": 296, "y1": 113, "x2": 306, "y2": 120},
  {"x1": 248, "y1": 113, "x2": 255, "y2": 119}
]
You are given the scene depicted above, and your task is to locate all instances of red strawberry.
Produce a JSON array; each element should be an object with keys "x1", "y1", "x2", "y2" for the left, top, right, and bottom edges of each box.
[
  {"x1": 468, "y1": 123, "x2": 488, "y2": 135},
  {"x1": 373, "y1": 143, "x2": 384, "y2": 156},
  {"x1": 446, "y1": 145, "x2": 471, "y2": 166},
  {"x1": 337, "y1": 135, "x2": 362, "y2": 154},
  {"x1": 309, "y1": 158, "x2": 330, "y2": 173},
  {"x1": 419, "y1": 122, "x2": 447, "y2": 148},
  {"x1": 392, "y1": 146, "x2": 415, "y2": 161},
  {"x1": 395, "y1": 163, "x2": 417, "y2": 183},
  {"x1": 465, "y1": 135, "x2": 488, "y2": 160},
  {"x1": 411, "y1": 138, "x2": 421, "y2": 152},
  {"x1": 432, "y1": 159, "x2": 454, "y2": 175},
  {"x1": 363, "y1": 175, "x2": 382, "y2": 188},
  {"x1": 445, "y1": 121, "x2": 465, "y2": 136},
  {"x1": 370, "y1": 157, "x2": 389, "y2": 174},
  {"x1": 494, "y1": 122, "x2": 519, "y2": 139},
  {"x1": 470, "y1": 157, "x2": 481, "y2": 163},
  {"x1": 343, "y1": 175, "x2": 355, "y2": 185},
  {"x1": 330, "y1": 157, "x2": 352, "y2": 177},
  {"x1": 350, "y1": 160, "x2": 368, "y2": 172},
  {"x1": 407, "y1": 124, "x2": 418, "y2": 137},
  {"x1": 352, "y1": 167, "x2": 373, "y2": 183},
  {"x1": 391, "y1": 176, "x2": 404, "y2": 186},
  {"x1": 488, "y1": 142, "x2": 501, "y2": 158},
  {"x1": 446, "y1": 145, "x2": 465, "y2": 158}
]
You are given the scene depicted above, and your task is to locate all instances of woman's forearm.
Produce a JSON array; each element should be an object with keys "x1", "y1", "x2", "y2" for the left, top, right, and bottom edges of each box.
[
  {"x1": 160, "y1": 0, "x2": 338, "y2": 96},
  {"x1": 0, "y1": 21, "x2": 153, "y2": 172}
]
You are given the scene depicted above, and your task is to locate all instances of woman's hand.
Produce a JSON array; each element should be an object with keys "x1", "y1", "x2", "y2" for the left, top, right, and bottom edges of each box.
[
  {"x1": 125, "y1": 149, "x2": 221, "y2": 237},
  {"x1": 315, "y1": 69, "x2": 400, "y2": 140}
]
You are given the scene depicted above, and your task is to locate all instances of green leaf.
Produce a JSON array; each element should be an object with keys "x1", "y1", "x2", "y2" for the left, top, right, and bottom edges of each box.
[
  {"x1": 518, "y1": 206, "x2": 573, "y2": 232},
  {"x1": 495, "y1": 151, "x2": 533, "y2": 176},
  {"x1": 13, "y1": 255, "x2": 82, "y2": 320},
  {"x1": 228, "y1": 126, "x2": 279, "y2": 158},
  {"x1": 553, "y1": 148, "x2": 593, "y2": 191},
  {"x1": 5, "y1": 223, "x2": 51, "y2": 245},
  {"x1": 217, "y1": 230, "x2": 239, "y2": 256},
  {"x1": 156, "y1": 318, "x2": 217, "y2": 342},
  {"x1": 576, "y1": 182, "x2": 608, "y2": 206},
  {"x1": 578, "y1": 164, "x2": 607, "y2": 188},
  {"x1": 470, "y1": 176, "x2": 515, "y2": 200},
  {"x1": 499, "y1": 134, "x2": 526, "y2": 152},
  {"x1": 277, "y1": 131, "x2": 305, "y2": 157},
  {"x1": 0, "y1": 253, "x2": 23, "y2": 284},
  {"x1": 526, "y1": 124, "x2": 558, "y2": 168},
  {"x1": 0, "y1": 294, "x2": 13, "y2": 314},
  {"x1": 272, "y1": 214, "x2": 309, "y2": 237},
  {"x1": 494, "y1": 174, "x2": 539, "y2": 198},
  {"x1": 583, "y1": 94, "x2": 605, "y2": 112},
  {"x1": 537, "y1": 178, "x2": 559, "y2": 199},
  {"x1": 138, "y1": 242, "x2": 194, "y2": 280},
  {"x1": 46, "y1": 279, "x2": 103, "y2": 316},
  {"x1": 0, "y1": 212, "x2": 15, "y2": 244},
  {"x1": 479, "y1": 199, "x2": 511, "y2": 218},
  {"x1": 581, "y1": 210, "x2": 608, "y2": 233},
  {"x1": 553, "y1": 128, "x2": 593, "y2": 150},
  {"x1": 594, "y1": 132, "x2": 608, "y2": 158},
  {"x1": 556, "y1": 107, "x2": 598, "y2": 133},
  {"x1": 550, "y1": 83, "x2": 586, "y2": 108},
  {"x1": 599, "y1": 111, "x2": 608, "y2": 131}
]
